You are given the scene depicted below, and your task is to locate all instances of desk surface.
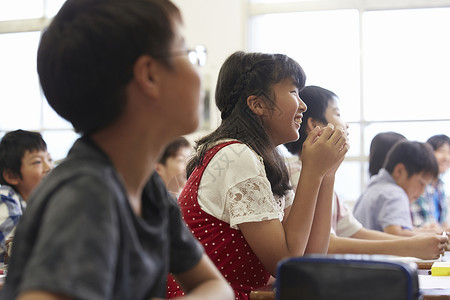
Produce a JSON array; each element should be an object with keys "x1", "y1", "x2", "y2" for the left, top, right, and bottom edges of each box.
[{"x1": 250, "y1": 286, "x2": 450, "y2": 300}]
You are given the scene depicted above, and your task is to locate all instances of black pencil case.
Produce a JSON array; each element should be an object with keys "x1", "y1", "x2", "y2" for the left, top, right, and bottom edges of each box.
[{"x1": 276, "y1": 254, "x2": 421, "y2": 300}]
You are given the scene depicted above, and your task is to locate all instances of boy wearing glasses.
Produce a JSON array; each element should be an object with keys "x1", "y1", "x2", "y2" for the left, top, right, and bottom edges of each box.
[{"x1": 2, "y1": 0, "x2": 233, "y2": 300}]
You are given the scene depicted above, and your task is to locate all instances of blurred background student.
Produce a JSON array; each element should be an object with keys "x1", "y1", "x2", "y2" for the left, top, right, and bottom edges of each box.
[
  {"x1": 353, "y1": 140, "x2": 439, "y2": 236},
  {"x1": 0, "y1": 129, "x2": 53, "y2": 260},
  {"x1": 155, "y1": 136, "x2": 192, "y2": 198},
  {"x1": 411, "y1": 134, "x2": 450, "y2": 232}
]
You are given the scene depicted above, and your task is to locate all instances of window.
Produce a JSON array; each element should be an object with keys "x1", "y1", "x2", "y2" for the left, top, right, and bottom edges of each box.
[
  {"x1": 0, "y1": 0, "x2": 79, "y2": 162},
  {"x1": 248, "y1": 2, "x2": 450, "y2": 202}
]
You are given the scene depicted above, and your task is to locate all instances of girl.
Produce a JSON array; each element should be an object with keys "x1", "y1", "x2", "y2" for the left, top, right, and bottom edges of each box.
[{"x1": 167, "y1": 52, "x2": 348, "y2": 299}]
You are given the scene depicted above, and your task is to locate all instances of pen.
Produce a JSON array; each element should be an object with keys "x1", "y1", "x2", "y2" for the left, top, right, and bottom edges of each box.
[{"x1": 441, "y1": 231, "x2": 447, "y2": 260}]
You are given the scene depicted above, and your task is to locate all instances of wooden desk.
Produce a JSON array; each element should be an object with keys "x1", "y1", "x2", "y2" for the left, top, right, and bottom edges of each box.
[{"x1": 250, "y1": 286, "x2": 450, "y2": 300}]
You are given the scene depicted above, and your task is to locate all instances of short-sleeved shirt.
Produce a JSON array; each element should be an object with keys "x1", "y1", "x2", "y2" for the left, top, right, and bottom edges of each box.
[
  {"x1": 0, "y1": 185, "x2": 25, "y2": 255},
  {"x1": 2, "y1": 137, "x2": 203, "y2": 300},
  {"x1": 168, "y1": 141, "x2": 293, "y2": 300},
  {"x1": 331, "y1": 193, "x2": 362, "y2": 237},
  {"x1": 282, "y1": 153, "x2": 362, "y2": 237},
  {"x1": 197, "y1": 140, "x2": 294, "y2": 229},
  {"x1": 410, "y1": 178, "x2": 447, "y2": 227},
  {"x1": 353, "y1": 168, "x2": 413, "y2": 232}
]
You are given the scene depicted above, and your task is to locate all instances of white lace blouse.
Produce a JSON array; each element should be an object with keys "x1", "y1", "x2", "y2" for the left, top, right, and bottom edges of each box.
[{"x1": 197, "y1": 141, "x2": 294, "y2": 229}]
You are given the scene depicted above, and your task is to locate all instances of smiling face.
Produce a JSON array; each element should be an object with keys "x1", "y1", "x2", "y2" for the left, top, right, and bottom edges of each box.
[
  {"x1": 323, "y1": 97, "x2": 349, "y2": 136},
  {"x1": 14, "y1": 149, "x2": 53, "y2": 201},
  {"x1": 434, "y1": 143, "x2": 450, "y2": 175},
  {"x1": 262, "y1": 78, "x2": 307, "y2": 146},
  {"x1": 303, "y1": 96, "x2": 349, "y2": 140}
]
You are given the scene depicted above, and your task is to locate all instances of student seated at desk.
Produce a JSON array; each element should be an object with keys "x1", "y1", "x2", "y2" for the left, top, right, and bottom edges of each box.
[
  {"x1": 283, "y1": 85, "x2": 447, "y2": 259},
  {"x1": 0, "y1": 130, "x2": 53, "y2": 260},
  {"x1": 411, "y1": 134, "x2": 450, "y2": 232},
  {"x1": 1, "y1": 0, "x2": 234, "y2": 299},
  {"x1": 353, "y1": 139, "x2": 439, "y2": 237},
  {"x1": 167, "y1": 52, "x2": 348, "y2": 300},
  {"x1": 155, "y1": 136, "x2": 191, "y2": 199}
]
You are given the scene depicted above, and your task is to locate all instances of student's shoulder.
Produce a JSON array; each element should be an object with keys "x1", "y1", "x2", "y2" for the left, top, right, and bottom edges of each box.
[
  {"x1": 0, "y1": 184, "x2": 21, "y2": 203},
  {"x1": 361, "y1": 183, "x2": 406, "y2": 207},
  {"x1": 213, "y1": 140, "x2": 263, "y2": 166},
  {"x1": 0, "y1": 184, "x2": 15, "y2": 197}
]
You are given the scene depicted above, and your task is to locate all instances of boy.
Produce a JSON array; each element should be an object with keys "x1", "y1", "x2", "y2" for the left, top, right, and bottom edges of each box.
[
  {"x1": 411, "y1": 134, "x2": 450, "y2": 231},
  {"x1": 353, "y1": 140, "x2": 439, "y2": 236},
  {"x1": 2, "y1": 0, "x2": 233, "y2": 300},
  {"x1": 284, "y1": 85, "x2": 447, "y2": 259},
  {"x1": 155, "y1": 136, "x2": 191, "y2": 198},
  {"x1": 0, "y1": 130, "x2": 53, "y2": 257}
]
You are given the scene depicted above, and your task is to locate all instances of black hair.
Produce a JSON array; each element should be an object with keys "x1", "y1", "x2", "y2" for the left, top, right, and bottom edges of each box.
[
  {"x1": 284, "y1": 85, "x2": 337, "y2": 156},
  {"x1": 158, "y1": 137, "x2": 191, "y2": 165},
  {"x1": 426, "y1": 134, "x2": 450, "y2": 151},
  {"x1": 368, "y1": 132, "x2": 407, "y2": 177},
  {"x1": 188, "y1": 51, "x2": 306, "y2": 197},
  {"x1": 383, "y1": 140, "x2": 438, "y2": 179},
  {"x1": 0, "y1": 130, "x2": 48, "y2": 185},
  {"x1": 37, "y1": 0, "x2": 181, "y2": 134}
]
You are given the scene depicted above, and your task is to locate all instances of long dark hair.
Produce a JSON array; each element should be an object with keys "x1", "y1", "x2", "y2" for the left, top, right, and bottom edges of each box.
[{"x1": 188, "y1": 51, "x2": 306, "y2": 197}]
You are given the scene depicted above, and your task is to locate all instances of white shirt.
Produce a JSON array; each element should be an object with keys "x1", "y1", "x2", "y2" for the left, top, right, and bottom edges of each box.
[{"x1": 197, "y1": 141, "x2": 294, "y2": 229}]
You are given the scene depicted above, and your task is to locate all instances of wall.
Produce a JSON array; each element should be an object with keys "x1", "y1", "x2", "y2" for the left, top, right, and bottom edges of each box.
[{"x1": 172, "y1": 0, "x2": 247, "y2": 141}]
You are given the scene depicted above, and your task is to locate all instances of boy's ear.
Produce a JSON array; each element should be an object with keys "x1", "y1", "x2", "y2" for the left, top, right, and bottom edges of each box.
[
  {"x1": 306, "y1": 118, "x2": 324, "y2": 133},
  {"x1": 306, "y1": 118, "x2": 317, "y2": 133},
  {"x1": 392, "y1": 163, "x2": 407, "y2": 180},
  {"x1": 132, "y1": 55, "x2": 161, "y2": 99},
  {"x1": 246, "y1": 95, "x2": 266, "y2": 116},
  {"x1": 3, "y1": 170, "x2": 20, "y2": 186},
  {"x1": 155, "y1": 163, "x2": 163, "y2": 173}
]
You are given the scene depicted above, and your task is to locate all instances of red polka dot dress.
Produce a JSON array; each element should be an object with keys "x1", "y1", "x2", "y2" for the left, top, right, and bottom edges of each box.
[{"x1": 166, "y1": 141, "x2": 272, "y2": 300}]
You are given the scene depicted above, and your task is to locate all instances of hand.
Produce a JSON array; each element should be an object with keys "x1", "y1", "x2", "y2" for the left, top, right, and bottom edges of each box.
[
  {"x1": 301, "y1": 124, "x2": 349, "y2": 178},
  {"x1": 409, "y1": 233, "x2": 448, "y2": 260}
]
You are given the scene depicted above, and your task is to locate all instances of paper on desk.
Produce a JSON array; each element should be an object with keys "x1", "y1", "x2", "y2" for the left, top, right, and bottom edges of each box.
[
  {"x1": 381, "y1": 251, "x2": 450, "y2": 264},
  {"x1": 419, "y1": 274, "x2": 450, "y2": 289}
]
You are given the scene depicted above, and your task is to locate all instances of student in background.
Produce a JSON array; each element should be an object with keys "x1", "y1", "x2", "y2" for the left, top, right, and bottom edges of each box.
[
  {"x1": 167, "y1": 52, "x2": 348, "y2": 300},
  {"x1": 0, "y1": 130, "x2": 53, "y2": 258},
  {"x1": 369, "y1": 131, "x2": 407, "y2": 177},
  {"x1": 284, "y1": 85, "x2": 447, "y2": 259},
  {"x1": 155, "y1": 136, "x2": 191, "y2": 198},
  {"x1": 353, "y1": 140, "x2": 439, "y2": 237},
  {"x1": 411, "y1": 134, "x2": 450, "y2": 231},
  {"x1": 1, "y1": 0, "x2": 234, "y2": 299}
]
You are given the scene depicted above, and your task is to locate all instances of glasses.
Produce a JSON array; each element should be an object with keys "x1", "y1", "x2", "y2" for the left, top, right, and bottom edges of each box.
[{"x1": 173, "y1": 45, "x2": 207, "y2": 67}]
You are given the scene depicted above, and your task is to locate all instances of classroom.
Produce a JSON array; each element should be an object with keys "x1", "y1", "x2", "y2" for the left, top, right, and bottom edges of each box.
[{"x1": 0, "y1": 0, "x2": 450, "y2": 299}]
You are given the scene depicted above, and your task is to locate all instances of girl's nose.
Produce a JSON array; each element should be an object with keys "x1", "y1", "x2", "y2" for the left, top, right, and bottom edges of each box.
[{"x1": 298, "y1": 97, "x2": 307, "y2": 112}]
